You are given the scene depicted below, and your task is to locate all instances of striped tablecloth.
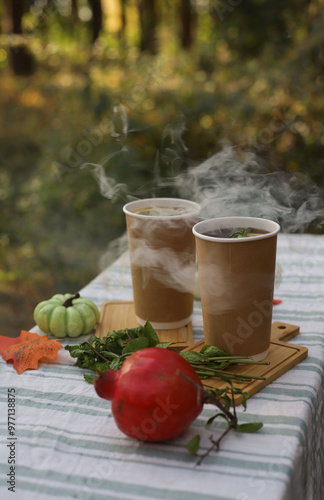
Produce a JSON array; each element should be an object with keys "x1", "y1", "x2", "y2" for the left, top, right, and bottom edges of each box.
[{"x1": 1, "y1": 233, "x2": 324, "y2": 500}]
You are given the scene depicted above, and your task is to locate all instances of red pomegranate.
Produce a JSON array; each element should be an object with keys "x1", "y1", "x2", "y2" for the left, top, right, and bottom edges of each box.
[{"x1": 94, "y1": 347, "x2": 204, "y2": 442}]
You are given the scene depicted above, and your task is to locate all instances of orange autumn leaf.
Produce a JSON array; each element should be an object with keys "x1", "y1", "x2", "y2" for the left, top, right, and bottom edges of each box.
[
  {"x1": 0, "y1": 330, "x2": 62, "y2": 374},
  {"x1": 0, "y1": 335, "x2": 21, "y2": 351}
]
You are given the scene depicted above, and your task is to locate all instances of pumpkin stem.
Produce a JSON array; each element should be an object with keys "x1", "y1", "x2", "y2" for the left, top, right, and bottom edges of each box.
[{"x1": 63, "y1": 292, "x2": 80, "y2": 308}]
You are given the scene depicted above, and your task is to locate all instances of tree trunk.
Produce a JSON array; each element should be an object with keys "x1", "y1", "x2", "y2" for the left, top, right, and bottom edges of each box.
[
  {"x1": 119, "y1": 0, "x2": 127, "y2": 47},
  {"x1": 88, "y1": 0, "x2": 103, "y2": 43},
  {"x1": 180, "y1": 0, "x2": 196, "y2": 49},
  {"x1": 71, "y1": 0, "x2": 79, "y2": 25},
  {"x1": 138, "y1": 0, "x2": 158, "y2": 54},
  {"x1": 11, "y1": 0, "x2": 24, "y2": 33},
  {"x1": 5, "y1": 0, "x2": 34, "y2": 76},
  {"x1": 2, "y1": 0, "x2": 12, "y2": 34}
]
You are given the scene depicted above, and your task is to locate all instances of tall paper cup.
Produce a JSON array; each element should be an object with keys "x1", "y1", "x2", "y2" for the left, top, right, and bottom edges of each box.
[
  {"x1": 193, "y1": 217, "x2": 280, "y2": 360},
  {"x1": 123, "y1": 198, "x2": 200, "y2": 329}
]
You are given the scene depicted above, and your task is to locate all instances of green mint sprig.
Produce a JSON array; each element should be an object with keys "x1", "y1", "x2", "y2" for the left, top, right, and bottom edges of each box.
[
  {"x1": 229, "y1": 227, "x2": 252, "y2": 238},
  {"x1": 66, "y1": 320, "x2": 268, "y2": 385},
  {"x1": 181, "y1": 375, "x2": 263, "y2": 464},
  {"x1": 65, "y1": 320, "x2": 174, "y2": 383},
  {"x1": 180, "y1": 348, "x2": 268, "y2": 383}
]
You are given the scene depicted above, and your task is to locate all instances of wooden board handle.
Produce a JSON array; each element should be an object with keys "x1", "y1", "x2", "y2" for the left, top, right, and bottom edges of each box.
[{"x1": 271, "y1": 322, "x2": 300, "y2": 342}]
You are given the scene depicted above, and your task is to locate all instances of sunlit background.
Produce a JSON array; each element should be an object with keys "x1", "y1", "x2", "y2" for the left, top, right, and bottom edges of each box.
[{"x1": 1, "y1": 0, "x2": 324, "y2": 335}]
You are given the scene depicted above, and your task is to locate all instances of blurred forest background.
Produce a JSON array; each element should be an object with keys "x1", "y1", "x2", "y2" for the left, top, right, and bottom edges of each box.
[{"x1": 1, "y1": 0, "x2": 324, "y2": 336}]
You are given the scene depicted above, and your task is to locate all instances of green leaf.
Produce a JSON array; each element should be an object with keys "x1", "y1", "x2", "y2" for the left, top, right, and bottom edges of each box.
[
  {"x1": 200, "y1": 345, "x2": 229, "y2": 357},
  {"x1": 67, "y1": 348, "x2": 86, "y2": 358},
  {"x1": 180, "y1": 351, "x2": 209, "y2": 364},
  {"x1": 218, "y1": 374, "x2": 232, "y2": 384},
  {"x1": 206, "y1": 412, "x2": 229, "y2": 426},
  {"x1": 100, "y1": 351, "x2": 120, "y2": 361},
  {"x1": 95, "y1": 361, "x2": 111, "y2": 372},
  {"x1": 83, "y1": 373, "x2": 98, "y2": 384},
  {"x1": 139, "y1": 320, "x2": 159, "y2": 347},
  {"x1": 75, "y1": 354, "x2": 94, "y2": 369},
  {"x1": 186, "y1": 434, "x2": 201, "y2": 456},
  {"x1": 105, "y1": 332, "x2": 124, "y2": 354},
  {"x1": 155, "y1": 342, "x2": 175, "y2": 349},
  {"x1": 239, "y1": 392, "x2": 249, "y2": 410},
  {"x1": 122, "y1": 336, "x2": 150, "y2": 354},
  {"x1": 210, "y1": 387, "x2": 227, "y2": 397},
  {"x1": 234, "y1": 422, "x2": 263, "y2": 433},
  {"x1": 87, "y1": 335, "x2": 97, "y2": 346},
  {"x1": 110, "y1": 358, "x2": 123, "y2": 370},
  {"x1": 222, "y1": 394, "x2": 231, "y2": 411},
  {"x1": 229, "y1": 227, "x2": 252, "y2": 238},
  {"x1": 65, "y1": 345, "x2": 82, "y2": 356},
  {"x1": 120, "y1": 326, "x2": 142, "y2": 339},
  {"x1": 208, "y1": 360, "x2": 231, "y2": 370}
]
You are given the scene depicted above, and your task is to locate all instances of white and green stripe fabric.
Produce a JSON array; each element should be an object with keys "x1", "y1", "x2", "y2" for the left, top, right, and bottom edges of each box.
[{"x1": 1, "y1": 233, "x2": 324, "y2": 500}]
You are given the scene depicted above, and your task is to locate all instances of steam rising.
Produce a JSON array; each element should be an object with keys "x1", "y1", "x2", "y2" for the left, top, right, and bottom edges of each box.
[
  {"x1": 86, "y1": 159, "x2": 128, "y2": 201},
  {"x1": 84, "y1": 105, "x2": 323, "y2": 294},
  {"x1": 84, "y1": 102, "x2": 323, "y2": 233},
  {"x1": 176, "y1": 145, "x2": 324, "y2": 233},
  {"x1": 81, "y1": 103, "x2": 129, "y2": 202},
  {"x1": 130, "y1": 239, "x2": 195, "y2": 293},
  {"x1": 125, "y1": 206, "x2": 198, "y2": 294}
]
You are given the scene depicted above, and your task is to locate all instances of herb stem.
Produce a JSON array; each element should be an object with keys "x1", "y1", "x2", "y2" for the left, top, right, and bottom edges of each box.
[
  {"x1": 195, "y1": 370, "x2": 218, "y2": 377},
  {"x1": 208, "y1": 356, "x2": 253, "y2": 361},
  {"x1": 125, "y1": 329, "x2": 132, "y2": 341},
  {"x1": 228, "y1": 360, "x2": 270, "y2": 366},
  {"x1": 230, "y1": 382, "x2": 237, "y2": 421},
  {"x1": 177, "y1": 371, "x2": 237, "y2": 425},
  {"x1": 197, "y1": 426, "x2": 232, "y2": 466},
  {"x1": 118, "y1": 352, "x2": 133, "y2": 360},
  {"x1": 208, "y1": 357, "x2": 269, "y2": 365},
  {"x1": 193, "y1": 366, "x2": 266, "y2": 381},
  {"x1": 81, "y1": 341, "x2": 109, "y2": 363}
]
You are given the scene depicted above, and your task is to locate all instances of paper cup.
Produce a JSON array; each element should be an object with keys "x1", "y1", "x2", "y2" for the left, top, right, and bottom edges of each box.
[
  {"x1": 193, "y1": 217, "x2": 280, "y2": 360},
  {"x1": 123, "y1": 198, "x2": 200, "y2": 329}
]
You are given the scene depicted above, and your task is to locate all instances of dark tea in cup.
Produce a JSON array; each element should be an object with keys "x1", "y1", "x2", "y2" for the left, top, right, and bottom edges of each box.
[{"x1": 193, "y1": 216, "x2": 280, "y2": 360}]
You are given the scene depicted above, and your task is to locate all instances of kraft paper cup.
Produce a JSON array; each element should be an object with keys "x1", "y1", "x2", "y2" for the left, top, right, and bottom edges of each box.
[
  {"x1": 123, "y1": 198, "x2": 201, "y2": 330},
  {"x1": 193, "y1": 217, "x2": 280, "y2": 360}
]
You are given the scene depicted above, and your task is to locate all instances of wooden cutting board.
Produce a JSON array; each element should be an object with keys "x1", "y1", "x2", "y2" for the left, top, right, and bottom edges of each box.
[
  {"x1": 95, "y1": 301, "x2": 193, "y2": 351},
  {"x1": 182, "y1": 321, "x2": 308, "y2": 405},
  {"x1": 94, "y1": 301, "x2": 308, "y2": 405}
]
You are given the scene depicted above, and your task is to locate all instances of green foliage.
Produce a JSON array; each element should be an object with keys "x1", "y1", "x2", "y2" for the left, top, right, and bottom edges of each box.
[
  {"x1": 234, "y1": 422, "x2": 263, "y2": 433},
  {"x1": 180, "y1": 346, "x2": 268, "y2": 382},
  {"x1": 184, "y1": 381, "x2": 263, "y2": 463},
  {"x1": 83, "y1": 373, "x2": 98, "y2": 384},
  {"x1": 65, "y1": 320, "x2": 171, "y2": 380},
  {"x1": 186, "y1": 434, "x2": 201, "y2": 456}
]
